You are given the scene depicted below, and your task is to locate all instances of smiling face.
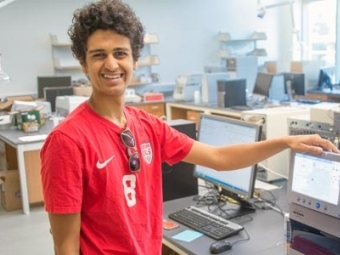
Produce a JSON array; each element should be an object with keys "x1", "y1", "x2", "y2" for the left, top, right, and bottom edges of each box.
[{"x1": 82, "y1": 29, "x2": 137, "y2": 97}]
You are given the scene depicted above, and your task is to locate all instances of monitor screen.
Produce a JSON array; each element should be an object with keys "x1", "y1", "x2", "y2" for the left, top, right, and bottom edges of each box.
[
  {"x1": 284, "y1": 73, "x2": 306, "y2": 96},
  {"x1": 217, "y1": 79, "x2": 246, "y2": 108},
  {"x1": 252, "y1": 73, "x2": 273, "y2": 97},
  {"x1": 288, "y1": 152, "x2": 340, "y2": 219},
  {"x1": 37, "y1": 76, "x2": 72, "y2": 99},
  {"x1": 194, "y1": 114, "x2": 262, "y2": 218},
  {"x1": 44, "y1": 86, "x2": 74, "y2": 112}
]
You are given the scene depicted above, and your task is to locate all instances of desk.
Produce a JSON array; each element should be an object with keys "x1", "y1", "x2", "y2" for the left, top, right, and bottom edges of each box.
[
  {"x1": 166, "y1": 102, "x2": 242, "y2": 129},
  {"x1": 0, "y1": 121, "x2": 54, "y2": 215},
  {"x1": 306, "y1": 89, "x2": 340, "y2": 102},
  {"x1": 163, "y1": 192, "x2": 288, "y2": 255}
]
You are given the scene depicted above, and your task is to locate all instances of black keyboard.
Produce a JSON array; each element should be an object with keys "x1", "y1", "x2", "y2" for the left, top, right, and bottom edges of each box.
[
  {"x1": 230, "y1": 105, "x2": 253, "y2": 111},
  {"x1": 296, "y1": 99, "x2": 321, "y2": 104},
  {"x1": 168, "y1": 206, "x2": 244, "y2": 240}
]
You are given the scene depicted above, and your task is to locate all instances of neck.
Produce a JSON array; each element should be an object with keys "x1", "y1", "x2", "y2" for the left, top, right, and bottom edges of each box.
[{"x1": 88, "y1": 95, "x2": 126, "y2": 128}]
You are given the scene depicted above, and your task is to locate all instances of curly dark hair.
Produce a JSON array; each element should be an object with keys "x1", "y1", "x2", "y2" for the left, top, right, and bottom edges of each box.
[{"x1": 68, "y1": 0, "x2": 145, "y2": 65}]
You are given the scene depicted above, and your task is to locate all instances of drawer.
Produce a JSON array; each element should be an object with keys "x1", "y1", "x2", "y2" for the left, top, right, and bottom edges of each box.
[
  {"x1": 186, "y1": 110, "x2": 202, "y2": 130},
  {"x1": 134, "y1": 103, "x2": 165, "y2": 117}
]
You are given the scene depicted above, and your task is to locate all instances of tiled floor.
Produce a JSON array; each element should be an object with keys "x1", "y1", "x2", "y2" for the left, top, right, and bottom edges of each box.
[{"x1": 0, "y1": 205, "x2": 53, "y2": 255}]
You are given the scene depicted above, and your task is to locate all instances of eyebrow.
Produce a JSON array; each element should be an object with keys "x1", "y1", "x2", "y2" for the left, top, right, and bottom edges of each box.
[{"x1": 88, "y1": 47, "x2": 130, "y2": 54}]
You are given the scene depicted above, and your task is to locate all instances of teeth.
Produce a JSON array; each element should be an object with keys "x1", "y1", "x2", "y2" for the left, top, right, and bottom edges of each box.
[{"x1": 103, "y1": 74, "x2": 121, "y2": 79}]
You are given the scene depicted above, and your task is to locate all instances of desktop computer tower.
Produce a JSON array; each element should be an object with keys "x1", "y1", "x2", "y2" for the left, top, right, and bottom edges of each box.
[
  {"x1": 225, "y1": 56, "x2": 258, "y2": 94},
  {"x1": 162, "y1": 119, "x2": 198, "y2": 201},
  {"x1": 241, "y1": 106, "x2": 310, "y2": 182}
]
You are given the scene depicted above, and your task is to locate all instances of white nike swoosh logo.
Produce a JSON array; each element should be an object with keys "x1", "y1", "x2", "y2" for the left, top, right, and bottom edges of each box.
[{"x1": 96, "y1": 156, "x2": 114, "y2": 169}]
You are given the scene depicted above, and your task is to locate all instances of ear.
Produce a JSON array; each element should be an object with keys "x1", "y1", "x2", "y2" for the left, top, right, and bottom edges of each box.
[
  {"x1": 81, "y1": 63, "x2": 88, "y2": 74},
  {"x1": 133, "y1": 61, "x2": 138, "y2": 70}
]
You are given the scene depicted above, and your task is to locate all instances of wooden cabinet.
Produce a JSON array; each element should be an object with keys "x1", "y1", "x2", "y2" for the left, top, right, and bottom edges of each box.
[
  {"x1": 186, "y1": 110, "x2": 202, "y2": 130},
  {"x1": 305, "y1": 92, "x2": 329, "y2": 101},
  {"x1": 166, "y1": 102, "x2": 241, "y2": 123},
  {"x1": 305, "y1": 92, "x2": 340, "y2": 103},
  {"x1": 5, "y1": 144, "x2": 43, "y2": 205},
  {"x1": 133, "y1": 102, "x2": 165, "y2": 118}
]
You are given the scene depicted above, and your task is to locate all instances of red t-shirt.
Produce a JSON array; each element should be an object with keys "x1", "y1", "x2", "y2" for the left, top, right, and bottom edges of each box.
[{"x1": 41, "y1": 102, "x2": 194, "y2": 255}]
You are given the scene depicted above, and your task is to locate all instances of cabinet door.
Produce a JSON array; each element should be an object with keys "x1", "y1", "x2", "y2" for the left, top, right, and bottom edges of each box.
[
  {"x1": 133, "y1": 103, "x2": 165, "y2": 117},
  {"x1": 24, "y1": 150, "x2": 44, "y2": 204}
]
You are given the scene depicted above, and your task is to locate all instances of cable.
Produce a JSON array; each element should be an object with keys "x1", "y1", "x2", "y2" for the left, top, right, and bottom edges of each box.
[
  {"x1": 257, "y1": 162, "x2": 288, "y2": 180},
  {"x1": 252, "y1": 194, "x2": 286, "y2": 216},
  {"x1": 230, "y1": 226, "x2": 251, "y2": 247}
]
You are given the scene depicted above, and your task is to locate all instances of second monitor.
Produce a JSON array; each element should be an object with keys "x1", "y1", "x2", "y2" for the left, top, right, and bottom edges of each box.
[{"x1": 194, "y1": 114, "x2": 262, "y2": 219}]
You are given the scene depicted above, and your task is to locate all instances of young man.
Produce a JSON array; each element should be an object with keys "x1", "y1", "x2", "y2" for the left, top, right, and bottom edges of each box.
[{"x1": 40, "y1": 1, "x2": 339, "y2": 255}]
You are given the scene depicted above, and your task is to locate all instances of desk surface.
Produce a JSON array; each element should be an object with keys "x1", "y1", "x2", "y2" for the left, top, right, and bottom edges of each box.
[
  {"x1": 0, "y1": 120, "x2": 54, "y2": 146},
  {"x1": 163, "y1": 193, "x2": 287, "y2": 255}
]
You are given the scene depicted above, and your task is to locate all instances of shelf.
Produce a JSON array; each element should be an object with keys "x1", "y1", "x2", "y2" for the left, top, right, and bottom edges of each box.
[
  {"x1": 218, "y1": 31, "x2": 267, "y2": 42},
  {"x1": 50, "y1": 34, "x2": 71, "y2": 47},
  {"x1": 138, "y1": 55, "x2": 160, "y2": 67},
  {"x1": 218, "y1": 31, "x2": 267, "y2": 58},
  {"x1": 53, "y1": 58, "x2": 81, "y2": 70},
  {"x1": 248, "y1": 48, "x2": 268, "y2": 56},
  {"x1": 144, "y1": 33, "x2": 159, "y2": 44},
  {"x1": 129, "y1": 81, "x2": 159, "y2": 86}
]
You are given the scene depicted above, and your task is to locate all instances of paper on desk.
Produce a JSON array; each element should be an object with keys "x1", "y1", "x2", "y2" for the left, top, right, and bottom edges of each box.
[
  {"x1": 172, "y1": 230, "x2": 203, "y2": 242},
  {"x1": 18, "y1": 134, "x2": 48, "y2": 142}
]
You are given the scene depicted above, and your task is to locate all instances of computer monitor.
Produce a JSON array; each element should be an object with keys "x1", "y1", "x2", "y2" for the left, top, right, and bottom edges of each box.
[
  {"x1": 44, "y1": 86, "x2": 74, "y2": 112},
  {"x1": 252, "y1": 73, "x2": 273, "y2": 98},
  {"x1": 194, "y1": 114, "x2": 262, "y2": 219},
  {"x1": 217, "y1": 79, "x2": 247, "y2": 108},
  {"x1": 162, "y1": 119, "x2": 198, "y2": 202},
  {"x1": 317, "y1": 68, "x2": 333, "y2": 90},
  {"x1": 287, "y1": 151, "x2": 340, "y2": 219},
  {"x1": 284, "y1": 73, "x2": 306, "y2": 96},
  {"x1": 37, "y1": 76, "x2": 72, "y2": 99}
]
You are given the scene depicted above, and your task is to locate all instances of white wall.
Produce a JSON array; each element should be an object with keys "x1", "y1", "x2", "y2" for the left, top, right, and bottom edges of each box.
[{"x1": 0, "y1": 0, "x2": 292, "y2": 97}]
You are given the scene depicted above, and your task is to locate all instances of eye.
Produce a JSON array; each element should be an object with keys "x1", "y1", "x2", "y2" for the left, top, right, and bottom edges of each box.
[
  {"x1": 92, "y1": 53, "x2": 106, "y2": 59},
  {"x1": 114, "y1": 51, "x2": 128, "y2": 58}
]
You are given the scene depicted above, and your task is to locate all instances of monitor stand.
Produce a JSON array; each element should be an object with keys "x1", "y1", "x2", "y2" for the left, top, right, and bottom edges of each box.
[{"x1": 218, "y1": 188, "x2": 256, "y2": 220}]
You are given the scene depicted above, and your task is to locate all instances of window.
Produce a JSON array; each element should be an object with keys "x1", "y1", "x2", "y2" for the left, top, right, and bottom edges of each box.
[{"x1": 302, "y1": 0, "x2": 336, "y2": 66}]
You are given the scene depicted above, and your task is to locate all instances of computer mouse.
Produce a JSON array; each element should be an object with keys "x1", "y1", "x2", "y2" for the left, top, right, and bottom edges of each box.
[{"x1": 209, "y1": 240, "x2": 232, "y2": 254}]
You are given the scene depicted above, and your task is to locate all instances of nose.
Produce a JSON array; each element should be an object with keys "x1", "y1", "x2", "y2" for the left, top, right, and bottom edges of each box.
[{"x1": 104, "y1": 55, "x2": 118, "y2": 70}]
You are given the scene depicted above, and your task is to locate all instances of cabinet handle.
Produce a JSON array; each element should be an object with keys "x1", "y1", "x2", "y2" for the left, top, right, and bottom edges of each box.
[{"x1": 151, "y1": 106, "x2": 159, "y2": 109}]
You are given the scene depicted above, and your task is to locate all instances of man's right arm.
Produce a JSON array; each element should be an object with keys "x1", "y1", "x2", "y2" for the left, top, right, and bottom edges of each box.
[{"x1": 49, "y1": 213, "x2": 81, "y2": 255}]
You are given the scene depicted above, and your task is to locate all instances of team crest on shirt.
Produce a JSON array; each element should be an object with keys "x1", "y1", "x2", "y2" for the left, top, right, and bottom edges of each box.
[{"x1": 141, "y1": 142, "x2": 152, "y2": 164}]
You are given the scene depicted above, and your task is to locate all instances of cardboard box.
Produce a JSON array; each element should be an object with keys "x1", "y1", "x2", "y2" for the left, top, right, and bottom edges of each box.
[
  {"x1": 13, "y1": 104, "x2": 44, "y2": 132},
  {"x1": 0, "y1": 169, "x2": 22, "y2": 211},
  {"x1": 0, "y1": 95, "x2": 34, "y2": 111},
  {"x1": 73, "y1": 85, "x2": 92, "y2": 97}
]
